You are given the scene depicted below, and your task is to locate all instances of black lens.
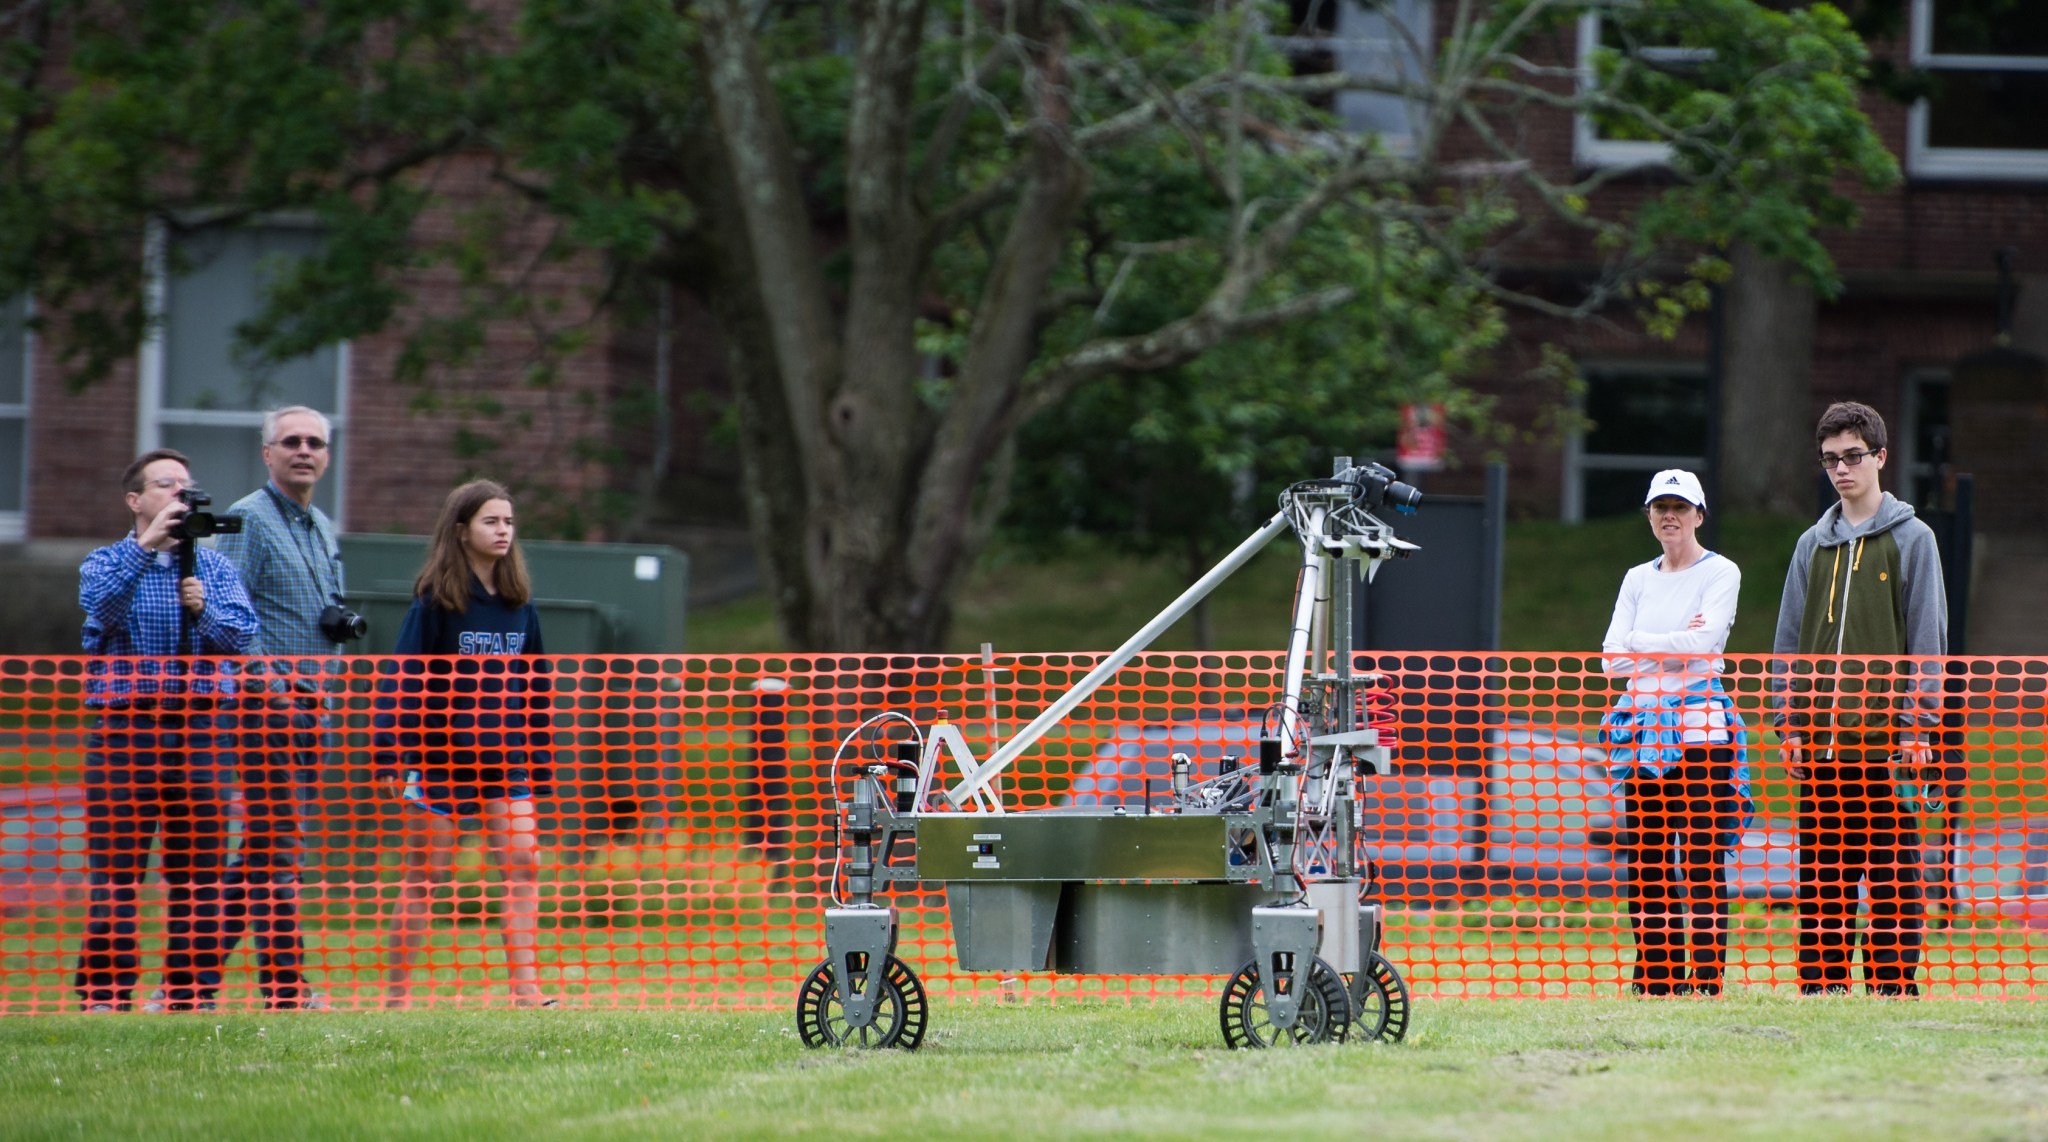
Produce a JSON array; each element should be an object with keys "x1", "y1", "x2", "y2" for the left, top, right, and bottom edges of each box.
[
  {"x1": 321, "y1": 604, "x2": 369, "y2": 641},
  {"x1": 1384, "y1": 479, "x2": 1422, "y2": 510}
]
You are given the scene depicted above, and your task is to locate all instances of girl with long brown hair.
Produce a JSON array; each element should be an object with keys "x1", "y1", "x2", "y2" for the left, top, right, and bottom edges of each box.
[{"x1": 373, "y1": 480, "x2": 553, "y2": 1007}]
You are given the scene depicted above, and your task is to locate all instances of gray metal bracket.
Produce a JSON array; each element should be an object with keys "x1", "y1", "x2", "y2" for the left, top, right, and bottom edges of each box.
[
  {"x1": 1349, "y1": 903, "x2": 1383, "y2": 1013},
  {"x1": 1250, "y1": 904, "x2": 1323, "y2": 1033},
  {"x1": 824, "y1": 906, "x2": 897, "y2": 1031}
]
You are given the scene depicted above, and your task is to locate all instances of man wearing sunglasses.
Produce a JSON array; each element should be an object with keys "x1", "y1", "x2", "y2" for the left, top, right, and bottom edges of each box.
[
  {"x1": 196, "y1": 406, "x2": 350, "y2": 1011},
  {"x1": 1773, "y1": 400, "x2": 1948, "y2": 996}
]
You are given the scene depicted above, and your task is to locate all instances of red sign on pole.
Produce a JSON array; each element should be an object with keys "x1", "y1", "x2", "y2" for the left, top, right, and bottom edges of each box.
[{"x1": 1396, "y1": 402, "x2": 1446, "y2": 472}]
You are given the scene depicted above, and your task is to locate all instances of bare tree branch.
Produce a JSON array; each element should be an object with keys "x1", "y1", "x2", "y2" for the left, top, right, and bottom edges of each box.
[
  {"x1": 916, "y1": 40, "x2": 1014, "y2": 209},
  {"x1": 1022, "y1": 285, "x2": 1357, "y2": 419}
]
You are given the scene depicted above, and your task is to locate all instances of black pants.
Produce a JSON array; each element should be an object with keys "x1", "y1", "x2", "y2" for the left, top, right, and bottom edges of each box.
[
  {"x1": 1799, "y1": 756, "x2": 1924, "y2": 995},
  {"x1": 73, "y1": 711, "x2": 227, "y2": 1010},
  {"x1": 1622, "y1": 748, "x2": 1742, "y2": 995},
  {"x1": 201, "y1": 704, "x2": 322, "y2": 1006}
]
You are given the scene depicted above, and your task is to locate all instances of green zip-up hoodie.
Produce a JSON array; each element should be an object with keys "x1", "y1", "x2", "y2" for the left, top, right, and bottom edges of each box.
[{"x1": 1773, "y1": 492, "x2": 1948, "y2": 747}]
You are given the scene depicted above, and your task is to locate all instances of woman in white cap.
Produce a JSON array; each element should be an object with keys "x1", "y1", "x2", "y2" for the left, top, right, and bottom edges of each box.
[{"x1": 1599, "y1": 469, "x2": 1752, "y2": 997}]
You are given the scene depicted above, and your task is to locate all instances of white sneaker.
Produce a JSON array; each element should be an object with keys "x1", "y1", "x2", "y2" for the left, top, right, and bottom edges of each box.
[
  {"x1": 267, "y1": 987, "x2": 331, "y2": 1011},
  {"x1": 140, "y1": 987, "x2": 213, "y2": 1013}
]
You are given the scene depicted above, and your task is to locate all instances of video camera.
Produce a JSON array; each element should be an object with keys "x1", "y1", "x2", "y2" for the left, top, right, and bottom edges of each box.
[
  {"x1": 1342, "y1": 460, "x2": 1422, "y2": 513},
  {"x1": 169, "y1": 486, "x2": 244, "y2": 542}
]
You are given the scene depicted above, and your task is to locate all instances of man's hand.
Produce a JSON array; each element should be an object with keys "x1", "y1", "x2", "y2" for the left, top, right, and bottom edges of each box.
[
  {"x1": 1686, "y1": 612, "x2": 1707, "y2": 631},
  {"x1": 178, "y1": 576, "x2": 205, "y2": 616},
  {"x1": 1895, "y1": 735, "x2": 1942, "y2": 787},
  {"x1": 136, "y1": 498, "x2": 187, "y2": 555},
  {"x1": 1784, "y1": 733, "x2": 1808, "y2": 782},
  {"x1": 376, "y1": 774, "x2": 405, "y2": 802}
]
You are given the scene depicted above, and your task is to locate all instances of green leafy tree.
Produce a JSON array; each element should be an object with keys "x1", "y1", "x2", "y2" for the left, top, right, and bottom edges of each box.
[
  {"x1": 0, "y1": 0, "x2": 1893, "y2": 649},
  {"x1": 1004, "y1": 210, "x2": 1505, "y2": 646}
]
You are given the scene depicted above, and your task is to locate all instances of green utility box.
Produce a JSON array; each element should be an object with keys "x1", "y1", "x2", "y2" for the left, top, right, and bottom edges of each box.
[
  {"x1": 327, "y1": 534, "x2": 692, "y2": 853},
  {"x1": 336, "y1": 534, "x2": 690, "y2": 653}
]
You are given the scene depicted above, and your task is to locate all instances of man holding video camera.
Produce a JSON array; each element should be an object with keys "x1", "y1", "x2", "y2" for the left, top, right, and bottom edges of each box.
[
  {"x1": 203, "y1": 406, "x2": 361, "y2": 1010},
  {"x1": 75, "y1": 449, "x2": 257, "y2": 1011}
]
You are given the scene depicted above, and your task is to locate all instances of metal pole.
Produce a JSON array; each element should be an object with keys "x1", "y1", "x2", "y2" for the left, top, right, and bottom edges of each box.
[
  {"x1": 1703, "y1": 281, "x2": 1725, "y2": 551},
  {"x1": 946, "y1": 509, "x2": 1294, "y2": 807},
  {"x1": 1280, "y1": 510, "x2": 1326, "y2": 758}
]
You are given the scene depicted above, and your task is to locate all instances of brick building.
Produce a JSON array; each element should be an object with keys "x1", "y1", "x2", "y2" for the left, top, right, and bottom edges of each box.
[
  {"x1": 4, "y1": 2, "x2": 2041, "y2": 547},
  {"x1": 0, "y1": 162, "x2": 642, "y2": 546},
  {"x1": 1378, "y1": 0, "x2": 2048, "y2": 526}
]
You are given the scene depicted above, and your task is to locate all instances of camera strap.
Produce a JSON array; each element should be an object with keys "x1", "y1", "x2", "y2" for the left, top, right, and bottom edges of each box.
[{"x1": 263, "y1": 484, "x2": 343, "y2": 602}]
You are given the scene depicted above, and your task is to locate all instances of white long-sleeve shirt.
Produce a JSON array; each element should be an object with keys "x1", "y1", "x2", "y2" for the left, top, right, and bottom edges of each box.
[{"x1": 1601, "y1": 551, "x2": 1741, "y2": 742}]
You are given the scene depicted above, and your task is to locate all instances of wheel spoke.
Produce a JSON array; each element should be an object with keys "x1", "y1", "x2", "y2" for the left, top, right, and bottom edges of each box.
[{"x1": 796, "y1": 955, "x2": 929, "y2": 1051}]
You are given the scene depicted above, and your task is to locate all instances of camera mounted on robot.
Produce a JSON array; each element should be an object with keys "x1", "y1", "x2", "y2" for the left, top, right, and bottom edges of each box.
[{"x1": 1340, "y1": 461, "x2": 1422, "y2": 514}]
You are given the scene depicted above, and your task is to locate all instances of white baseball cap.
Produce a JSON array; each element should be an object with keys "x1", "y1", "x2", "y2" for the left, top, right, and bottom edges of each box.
[{"x1": 1644, "y1": 469, "x2": 1706, "y2": 508}]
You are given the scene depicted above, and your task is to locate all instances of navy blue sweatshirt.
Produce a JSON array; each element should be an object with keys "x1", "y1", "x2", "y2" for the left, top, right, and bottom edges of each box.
[{"x1": 373, "y1": 574, "x2": 552, "y2": 789}]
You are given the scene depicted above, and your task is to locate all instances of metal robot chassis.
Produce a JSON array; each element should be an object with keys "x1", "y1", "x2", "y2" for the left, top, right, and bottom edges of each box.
[{"x1": 796, "y1": 458, "x2": 1423, "y2": 1050}]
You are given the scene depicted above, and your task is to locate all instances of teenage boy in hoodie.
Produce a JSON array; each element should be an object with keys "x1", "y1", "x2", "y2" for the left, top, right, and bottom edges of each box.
[{"x1": 1774, "y1": 401, "x2": 1948, "y2": 996}]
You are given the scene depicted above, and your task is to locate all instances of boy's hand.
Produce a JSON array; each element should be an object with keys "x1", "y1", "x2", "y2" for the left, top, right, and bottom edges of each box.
[{"x1": 1895, "y1": 736, "x2": 1942, "y2": 787}]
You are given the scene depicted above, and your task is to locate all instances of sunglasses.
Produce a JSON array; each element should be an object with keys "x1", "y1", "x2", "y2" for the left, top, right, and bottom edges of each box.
[
  {"x1": 270, "y1": 435, "x2": 329, "y2": 452},
  {"x1": 1818, "y1": 448, "x2": 1877, "y2": 471}
]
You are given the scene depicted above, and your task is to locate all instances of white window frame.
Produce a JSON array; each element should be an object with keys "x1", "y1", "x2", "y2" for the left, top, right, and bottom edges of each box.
[
  {"x1": 1274, "y1": 0, "x2": 1435, "y2": 156},
  {"x1": 137, "y1": 219, "x2": 350, "y2": 527},
  {"x1": 1897, "y1": 366, "x2": 1951, "y2": 506},
  {"x1": 1562, "y1": 360, "x2": 1709, "y2": 522},
  {"x1": 0, "y1": 294, "x2": 30, "y2": 541},
  {"x1": 1906, "y1": 0, "x2": 2048, "y2": 180},
  {"x1": 1572, "y1": 14, "x2": 1712, "y2": 171}
]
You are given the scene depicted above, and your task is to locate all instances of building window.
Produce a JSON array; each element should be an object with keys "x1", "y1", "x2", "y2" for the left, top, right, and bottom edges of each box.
[
  {"x1": 1898, "y1": 369, "x2": 1952, "y2": 507},
  {"x1": 139, "y1": 223, "x2": 347, "y2": 522},
  {"x1": 1564, "y1": 362, "x2": 1707, "y2": 521},
  {"x1": 0, "y1": 295, "x2": 28, "y2": 541},
  {"x1": 1279, "y1": 0, "x2": 1434, "y2": 152},
  {"x1": 1572, "y1": 14, "x2": 1713, "y2": 170},
  {"x1": 1908, "y1": 0, "x2": 2048, "y2": 179}
]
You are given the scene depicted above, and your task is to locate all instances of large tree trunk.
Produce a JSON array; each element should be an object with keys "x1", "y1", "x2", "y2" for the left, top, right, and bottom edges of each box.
[
  {"x1": 1718, "y1": 243, "x2": 1817, "y2": 516},
  {"x1": 702, "y1": 0, "x2": 1079, "y2": 652},
  {"x1": 810, "y1": 0, "x2": 933, "y2": 650},
  {"x1": 680, "y1": 2, "x2": 1360, "y2": 651}
]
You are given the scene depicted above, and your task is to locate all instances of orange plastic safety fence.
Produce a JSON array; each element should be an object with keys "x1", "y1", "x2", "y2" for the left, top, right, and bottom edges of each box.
[{"x1": 1, "y1": 651, "x2": 2044, "y2": 1013}]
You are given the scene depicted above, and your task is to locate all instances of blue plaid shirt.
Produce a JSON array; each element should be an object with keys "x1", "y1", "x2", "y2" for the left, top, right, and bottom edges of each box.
[
  {"x1": 1598, "y1": 676, "x2": 1755, "y2": 827},
  {"x1": 216, "y1": 482, "x2": 346, "y2": 661},
  {"x1": 80, "y1": 536, "x2": 259, "y2": 707}
]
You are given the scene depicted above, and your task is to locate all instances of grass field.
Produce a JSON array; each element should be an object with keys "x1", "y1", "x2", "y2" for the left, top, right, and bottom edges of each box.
[
  {"x1": 8, "y1": 515, "x2": 2045, "y2": 1138},
  {"x1": 8, "y1": 892, "x2": 2046, "y2": 1015},
  {"x1": 684, "y1": 514, "x2": 1817, "y2": 655},
  {"x1": 5, "y1": 997, "x2": 2048, "y2": 1139}
]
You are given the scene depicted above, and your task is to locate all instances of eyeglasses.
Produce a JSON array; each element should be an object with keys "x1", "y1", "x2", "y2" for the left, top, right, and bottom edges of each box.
[
  {"x1": 1818, "y1": 448, "x2": 1878, "y2": 470},
  {"x1": 269, "y1": 435, "x2": 329, "y2": 452},
  {"x1": 141, "y1": 478, "x2": 192, "y2": 493}
]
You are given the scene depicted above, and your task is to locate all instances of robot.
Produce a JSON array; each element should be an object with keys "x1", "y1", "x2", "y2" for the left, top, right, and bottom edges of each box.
[{"x1": 796, "y1": 458, "x2": 1423, "y2": 1049}]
